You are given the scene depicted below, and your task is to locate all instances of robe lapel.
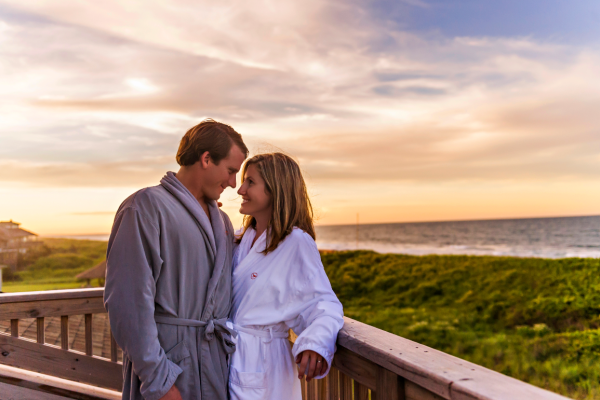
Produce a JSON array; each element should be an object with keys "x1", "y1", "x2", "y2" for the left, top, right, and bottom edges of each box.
[
  {"x1": 160, "y1": 172, "x2": 217, "y2": 262},
  {"x1": 201, "y1": 202, "x2": 230, "y2": 321},
  {"x1": 231, "y1": 230, "x2": 267, "y2": 321}
]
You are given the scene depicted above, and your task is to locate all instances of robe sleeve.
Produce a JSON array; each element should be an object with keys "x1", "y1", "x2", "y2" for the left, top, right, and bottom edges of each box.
[
  {"x1": 104, "y1": 206, "x2": 183, "y2": 400},
  {"x1": 287, "y1": 231, "x2": 344, "y2": 379}
]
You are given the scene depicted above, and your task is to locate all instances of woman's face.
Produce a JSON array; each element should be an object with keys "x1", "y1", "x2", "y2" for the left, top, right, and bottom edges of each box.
[{"x1": 238, "y1": 164, "x2": 272, "y2": 219}]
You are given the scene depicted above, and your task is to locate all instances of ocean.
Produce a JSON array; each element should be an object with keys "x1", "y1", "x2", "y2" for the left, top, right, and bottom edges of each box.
[
  {"x1": 48, "y1": 215, "x2": 600, "y2": 259},
  {"x1": 315, "y1": 215, "x2": 600, "y2": 259}
]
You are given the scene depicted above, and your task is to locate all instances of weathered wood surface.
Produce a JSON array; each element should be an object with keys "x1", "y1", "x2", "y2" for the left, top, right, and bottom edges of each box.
[
  {"x1": 61, "y1": 316, "x2": 69, "y2": 350},
  {"x1": 10, "y1": 319, "x2": 17, "y2": 337},
  {"x1": 1, "y1": 290, "x2": 573, "y2": 400},
  {"x1": 317, "y1": 377, "x2": 327, "y2": 400},
  {"x1": 0, "y1": 334, "x2": 123, "y2": 391},
  {"x1": 85, "y1": 314, "x2": 93, "y2": 356},
  {"x1": 0, "y1": 381, "x2": 73, "y2": 400},
  {"x1": 0, "y1": 297, "x2": 106, "y2": 320},
  {"x1": 406, "y1": 381, "x2": 444, "y2": 400},
  {"x1": 0, "y1": 315, "x2": 122, "y2": 361},
  {"x1": 332, "y1": 345, "x2": 377, "y2": 390},
  {"x1": 338, "y1": 317, "x2": 570, "y2": 400},
  {"x1": 0, "y1": 363, "x2": 120, "y2": 400},
  {"x1": 0, "y1": 289, "x2": 104, "y2": 304},
  {"x1": 110, "y1": 331, "x2": 117, "y2": 362},
  {"x1": 329, "y1": 367, "x2": 339, "y2": 400},
  {"x1": 36, "y1": 317, "x2": 44, "y2": 343},
  {"x1": 307, "y1": 378, "x2": 317, "y2": 400},
  {"x1": 340, "y1": 371, "x2": 352, "y2": 399}
]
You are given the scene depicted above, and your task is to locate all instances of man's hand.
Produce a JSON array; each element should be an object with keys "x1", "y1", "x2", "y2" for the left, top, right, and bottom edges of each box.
[
  {"x1": 159, "y1": 385, "x2": 182, "y2": 400},
  {"x1": 296, "y1": 350, "x2": 327, "y2": 382}
]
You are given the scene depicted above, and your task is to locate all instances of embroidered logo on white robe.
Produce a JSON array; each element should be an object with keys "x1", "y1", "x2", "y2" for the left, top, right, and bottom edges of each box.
[{"x1": 251, "y1": 272, "x2": 258, "y2": 280}]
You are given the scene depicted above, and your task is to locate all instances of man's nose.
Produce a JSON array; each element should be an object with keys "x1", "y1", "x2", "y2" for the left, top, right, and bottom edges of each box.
[{"x1": 229, "y1": 175, "x2": 237, "y2": 189}]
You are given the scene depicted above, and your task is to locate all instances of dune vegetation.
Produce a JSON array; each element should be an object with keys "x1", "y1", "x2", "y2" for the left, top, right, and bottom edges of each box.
[
  {"x1": 4, "y1": 240, "x2": 599, "y2": 398},
  {"x1": 2, "y1": 238, "x2": 107, "y2": 292},
  {"x1": 321, "y1": 250, "x2": 600, "y2": 400}
]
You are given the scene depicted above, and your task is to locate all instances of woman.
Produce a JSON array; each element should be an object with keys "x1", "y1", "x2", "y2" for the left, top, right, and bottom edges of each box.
[{"x1": 228, "y1": 153, "x2": 344, "y2": 400}]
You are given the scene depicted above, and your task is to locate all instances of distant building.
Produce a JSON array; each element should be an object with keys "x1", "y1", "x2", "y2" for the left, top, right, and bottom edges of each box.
[
  {"x1": 0, "y1": 220, "x2": 39, "y2": 270},
  {"x1": 76, "y1": 260, "x2": 106, "y2": 287}
]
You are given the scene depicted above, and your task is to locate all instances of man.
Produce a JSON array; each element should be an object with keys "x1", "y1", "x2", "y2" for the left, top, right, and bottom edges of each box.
[{"x1": 104, "y1": 119, "x2": 248, "y2": 400}]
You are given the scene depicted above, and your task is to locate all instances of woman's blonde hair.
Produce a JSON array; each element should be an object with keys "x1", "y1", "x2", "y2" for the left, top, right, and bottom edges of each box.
[{"x1": 237, "y1": 152, "x2": 315, "y2": 254}]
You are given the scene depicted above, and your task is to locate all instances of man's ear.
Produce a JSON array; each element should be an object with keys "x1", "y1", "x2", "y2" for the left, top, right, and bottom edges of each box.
[{"x1": 199, "y1": 151, "x2": 211, "y2": 169}]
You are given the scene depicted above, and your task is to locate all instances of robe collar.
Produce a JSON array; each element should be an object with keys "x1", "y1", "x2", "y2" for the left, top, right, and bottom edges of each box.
[
  {"x1": 160, "y1": 172, "x2": 230, "y2": 322},
  {"x1": 159, "y1": 171, "x2": 225, "y2": 261}
]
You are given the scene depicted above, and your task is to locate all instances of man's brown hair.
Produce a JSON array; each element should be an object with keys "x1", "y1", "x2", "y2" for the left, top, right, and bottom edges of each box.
[{"x1": 176, "y1": 119, "x2": 248, "y2": 166}]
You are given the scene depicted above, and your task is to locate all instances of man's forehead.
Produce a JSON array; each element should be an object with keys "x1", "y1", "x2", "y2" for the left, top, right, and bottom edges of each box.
[
  {"x1": 230, "y1": 145, "x2": 247, "y2": 160},
  {"x1": 223, "y1": 145, "x2": 246, "y2": 169}
]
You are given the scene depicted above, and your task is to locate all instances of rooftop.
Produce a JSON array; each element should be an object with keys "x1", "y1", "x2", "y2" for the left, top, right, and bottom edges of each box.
[
  {"x1": 0, "y1": 220, "x2": 37, "y2": 240},
  {"x1": 76, "y1": 261, "x2": 107, "y2": 280}
]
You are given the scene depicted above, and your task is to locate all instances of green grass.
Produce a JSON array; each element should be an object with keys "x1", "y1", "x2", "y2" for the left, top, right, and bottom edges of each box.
[
  {"x1": 6, "y1": 240, "x2": 599, "y2": 398},
  {"x1": 2, "y1": 238, "x2": 107, "y2": 291},
  {"x1": 2, "y1": 281, "x2": 83, "y2": 292},
  {"x1": 321, "y1": 251, "x2": 600, "y2": 400}
]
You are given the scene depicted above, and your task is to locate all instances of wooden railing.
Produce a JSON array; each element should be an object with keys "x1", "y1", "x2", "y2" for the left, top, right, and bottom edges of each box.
[
  {"x1": 0, "y1": 289, "x2": 571, "y2": 400},
  {"x1": 0, "y1": 288, "x2": 122, "y2": 395}
]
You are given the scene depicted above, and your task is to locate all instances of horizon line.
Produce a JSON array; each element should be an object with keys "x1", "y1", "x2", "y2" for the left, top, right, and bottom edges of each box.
[
  {"x1": 39, "y1": 212, "x2": 600, "y2": 237},
  {"x1": 318, "y1": 213, "x2": 600, "y2": 228}
]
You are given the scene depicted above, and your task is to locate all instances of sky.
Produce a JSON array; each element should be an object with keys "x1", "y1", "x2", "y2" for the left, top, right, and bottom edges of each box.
[{"x1": 1, "y1": 0, "x2": 600, "y2": 235}]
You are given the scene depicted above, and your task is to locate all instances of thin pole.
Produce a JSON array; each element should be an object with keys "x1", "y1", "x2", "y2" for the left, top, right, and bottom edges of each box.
[{"x1": 356, "y1": 213, "x2": 359, "y2": 250}]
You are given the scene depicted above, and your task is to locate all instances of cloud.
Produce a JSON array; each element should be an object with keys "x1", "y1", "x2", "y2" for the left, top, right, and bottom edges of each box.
[
  {"x1": 0, "y1": 158, "x2": 174, "y2": 187},
  {"x1": 0, "y1": 0, "x2": 599, "y2": 193}
]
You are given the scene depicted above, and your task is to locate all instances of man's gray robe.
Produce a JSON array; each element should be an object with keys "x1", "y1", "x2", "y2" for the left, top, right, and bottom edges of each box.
[{"x1": 104, "y1": 172, "x2": 235, "y2": 400}]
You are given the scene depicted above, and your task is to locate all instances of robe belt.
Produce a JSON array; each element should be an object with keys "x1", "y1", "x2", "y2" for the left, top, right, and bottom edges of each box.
[
  {"x1": 155, "y1": 315, "x2": 237, "y2": 355},
  {"x1": 232, "y1": 324, "x2": 289, "y2": 344}
]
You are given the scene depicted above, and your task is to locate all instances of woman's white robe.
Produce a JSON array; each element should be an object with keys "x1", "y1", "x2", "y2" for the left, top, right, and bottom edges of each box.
[{"x1": 229, "y1": 227, "x2": 344, "y2": 400}]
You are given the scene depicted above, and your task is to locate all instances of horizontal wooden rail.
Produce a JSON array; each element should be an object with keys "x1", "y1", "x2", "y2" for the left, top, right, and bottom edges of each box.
[
  {"x1": 0, "y1": 289, "x2": 122, "y2": 396},
  {"x1": 0, "y1": 292, "x2": 106, "y2": 320},
  {"x1": 1, "y1": 289, "x2": 572, "y2": 400},
  {"x1": 0, "y1": 288, "x2": 104, "y2": 304},
  {"x1": 0, "y1": 359, "x2": 121, "y2": 399},
  {"x1": 0, "y1": 334, "x2": 122, "y2": 390},
  {"x1": 337, "y1": 317, "x2": 569, "y2": 400}
]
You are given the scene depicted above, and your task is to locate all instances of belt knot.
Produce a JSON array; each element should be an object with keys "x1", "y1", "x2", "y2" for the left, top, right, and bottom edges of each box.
[{"x1": 201, "y1": 318, "x2": 237, "y2": 355}]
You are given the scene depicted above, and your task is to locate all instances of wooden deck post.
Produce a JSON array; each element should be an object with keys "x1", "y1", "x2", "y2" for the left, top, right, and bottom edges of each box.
[
  {"x1": 110, "y1": 330, "x2": 118, "y2": 362},
  {"x1": 329, "y1": 367, "x2": 339, "y2": 400},
  {"x1": 10, "y1": 319, "x2": 18, "y2": 337},
  {"x1": 85, "y1": 313, "x2": 93, "y2": 356},
  {"x1": 375, "y1": 366, "x2": 403, "y2": 400},
  {"x1": 340, "y1": 372, "x2": 352, "y2": 399},
  {"x1": 318, "y1": 376, "x2": 328, "y2": 400},
  {"x1": 60, "y1": 315, "x2": 69, "y2": 350},
  {"x1": 355, "y1": 382, "x2": 369, "y2": 400},
  {"x1": 36, "y1": 317, "x2": 44, "y2": 344},
  {"x1": 308, "y1": 378, "x2": 317, "y2": 400}
]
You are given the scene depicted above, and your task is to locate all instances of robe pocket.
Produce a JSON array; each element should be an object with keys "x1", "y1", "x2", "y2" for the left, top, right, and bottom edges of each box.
[
  {"x1": 230, "y1": 367, "x2": 267, "y2": 389},
  {"x1": 165, "y1": 340, "x2": 191, "y2": 364}
]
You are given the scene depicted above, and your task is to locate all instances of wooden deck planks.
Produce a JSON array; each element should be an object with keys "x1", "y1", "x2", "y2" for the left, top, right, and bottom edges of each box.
[
  {"x1": 0, "y1": 314, "x2": 121, "y2": 361},
  {"x1": 0, "y1": 334, "x2": 123, "y2": 391},
  {"x1": 0, "y1": 381, "x2": 74, "y2": 400}
]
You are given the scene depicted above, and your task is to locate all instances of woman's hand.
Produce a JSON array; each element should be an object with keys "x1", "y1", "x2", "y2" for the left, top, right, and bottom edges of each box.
[{"x1": 296, "y1": 350, "x2": 328, "y2": 382}]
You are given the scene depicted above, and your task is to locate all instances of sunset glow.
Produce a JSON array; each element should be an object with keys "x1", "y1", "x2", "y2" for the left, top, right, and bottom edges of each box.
[{"x1": 1, "y1": 1, "x2": 600, "y2": 235}]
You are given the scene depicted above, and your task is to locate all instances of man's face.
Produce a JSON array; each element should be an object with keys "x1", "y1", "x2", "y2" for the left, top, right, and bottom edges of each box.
[{"x1": 202, "y1": 145, "x2": 246, "y2": 201}]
